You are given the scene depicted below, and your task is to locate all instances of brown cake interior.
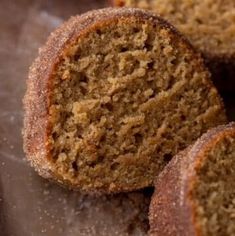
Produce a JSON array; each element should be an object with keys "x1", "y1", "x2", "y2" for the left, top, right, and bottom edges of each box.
[
  {"x1": 190, "y1": 134, "x2": 235, "y2": 235},
  {"x1": 48, "y1": 17, "x2": 225, "y2": 192},
  {"x1": 116, "y1": 0, "x2": 235, "y2": 58}
]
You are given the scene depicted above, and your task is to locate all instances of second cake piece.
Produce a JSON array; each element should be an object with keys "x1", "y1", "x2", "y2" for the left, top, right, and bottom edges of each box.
[
  {"x1": 23, "y1": 8, "x2": 226, "y2": 193},
  {"x1": 149, "y1": 122, "x2": 235, "y2": 236}
]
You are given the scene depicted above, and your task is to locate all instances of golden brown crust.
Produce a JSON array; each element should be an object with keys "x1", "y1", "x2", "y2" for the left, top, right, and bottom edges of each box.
[
  {"x1": 149, "y1": 146, "x2": 197, "y2": 236},
  {"x1": 23, "y1": 7, "x2": 226, "y2": 193},
  {"x1": 149, "y1": 122, "x2": 235, "y2": 236}
]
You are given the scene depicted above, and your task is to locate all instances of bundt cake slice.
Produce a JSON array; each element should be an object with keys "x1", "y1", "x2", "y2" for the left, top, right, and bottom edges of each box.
[
  {"x1": 23, "y1": 8, "x2": 226, "y2": 194},
  {"x1": 149, "y1": 122, "x2": 235, "y2": 236},
  {"x1": 112, "y1": 0, "x2": 235, "y2": 91}
]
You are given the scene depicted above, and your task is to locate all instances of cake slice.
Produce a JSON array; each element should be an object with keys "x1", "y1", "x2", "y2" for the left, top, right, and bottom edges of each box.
[
  {"x1": 112, "y1": 0, "x2": 235, "y2": 91},
  {"x1": 23, "y1": 8, "x2": 226, "y2": 194},
  {"x1": 149, "y1": 122, "x2": 235, "y2": 236}
]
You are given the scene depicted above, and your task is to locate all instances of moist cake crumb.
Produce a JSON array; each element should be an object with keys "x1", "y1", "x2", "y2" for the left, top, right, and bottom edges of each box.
[{"x1": 23, "y1": 8, "x2": 227, "y2": 193}]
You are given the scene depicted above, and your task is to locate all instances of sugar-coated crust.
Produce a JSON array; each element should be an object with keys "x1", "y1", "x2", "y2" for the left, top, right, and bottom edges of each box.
[
  {"x1": 149, "y1": 147, "x2": 195, "y2": 236},
  {"x1": 23, "y1": 7, "x2": 225, "y2": 193},
  {"x1": 149, "y1": 122, "x2": 235, "y2": 236}
]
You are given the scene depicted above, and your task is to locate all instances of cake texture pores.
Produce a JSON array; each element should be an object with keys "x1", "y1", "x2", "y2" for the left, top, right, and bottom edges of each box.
[
  {"x1": 23, "y1": 8, "x2": 226, "y2": 193},
  {"x1": 113, "y1": 0, "x2": 235, "y2": 91}
]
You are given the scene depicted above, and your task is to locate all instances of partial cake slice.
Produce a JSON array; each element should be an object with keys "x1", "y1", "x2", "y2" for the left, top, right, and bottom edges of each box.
[
  {"x1": 23, "y1": 8, "x2": 226, "y2": 194},
  {"x1": 112, "y1": 0, "x2": 235, "y2": 91},
  {"x1": 149, "y1": 122, "x2": 235, "y2": 236}
]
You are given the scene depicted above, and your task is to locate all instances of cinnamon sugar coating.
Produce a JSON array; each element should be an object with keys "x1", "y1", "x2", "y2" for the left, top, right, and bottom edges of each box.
[{"x1": 23, "y1": 8, "x2": 226, "y2": 193}]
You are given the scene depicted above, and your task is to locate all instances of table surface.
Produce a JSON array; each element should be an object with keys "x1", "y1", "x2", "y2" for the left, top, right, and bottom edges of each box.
[
  {"x1": 0, "y1": 1, "x2": 152, "y2": 235},
  {"x1": 0, "y1": 1, "x2": 235, "y2": 236}
]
